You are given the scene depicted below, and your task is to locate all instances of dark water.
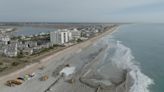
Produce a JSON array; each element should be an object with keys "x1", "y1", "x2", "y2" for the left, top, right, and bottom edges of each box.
[
  {"x1": 14, "y1": 27, "x2": 56, "y2": 36},
  {"x1": 112, "y1": 24, "x2": 164, "y2": 92}
]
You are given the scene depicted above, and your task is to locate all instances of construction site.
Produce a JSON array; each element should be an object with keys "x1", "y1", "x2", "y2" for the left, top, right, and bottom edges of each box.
[{"x1": 0, "y1": 27, "x2": 130, "y2": 92}]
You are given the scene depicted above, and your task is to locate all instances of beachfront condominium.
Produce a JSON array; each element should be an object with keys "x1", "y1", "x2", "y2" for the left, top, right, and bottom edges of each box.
[
  {"x1": 61, "y1": 30, "x2": 69, "y2": 44},
  {"x1": 50, "y1": 31, "x2": 61, "y2": 45},
  {"x1": 50, "y1": 29, "x2": 72, "y2": 45},
  {"x1": 71, "y1": 28, "x2": 81, "y2": 40}
]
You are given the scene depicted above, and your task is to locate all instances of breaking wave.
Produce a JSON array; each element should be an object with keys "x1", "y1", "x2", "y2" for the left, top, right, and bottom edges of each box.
[{"x1": 82, "y1": 36, "x2": 154, "y2": 92}]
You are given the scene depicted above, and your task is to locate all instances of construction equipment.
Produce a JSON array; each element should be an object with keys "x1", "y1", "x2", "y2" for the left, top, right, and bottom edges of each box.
[
  {"x1": 66, "y1": 78, "x2": 75, "y2": 84},
  {"x1": 6, "y1": 79, "x2": 23, "y2": 87},
  {"x1": 17, "y1": 77, "x2": 25, "y2": 81},
  {"x1": 28, "y1": 73, "x2": 36, "y2": 78},
  {"x1": 40, "y1": 75, "x2": 49, "y2": 81}
]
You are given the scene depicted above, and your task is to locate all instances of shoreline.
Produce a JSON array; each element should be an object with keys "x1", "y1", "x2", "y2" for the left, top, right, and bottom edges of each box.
[{"x1": 0, "y1": 26, "x2": 118, "y2": 83}]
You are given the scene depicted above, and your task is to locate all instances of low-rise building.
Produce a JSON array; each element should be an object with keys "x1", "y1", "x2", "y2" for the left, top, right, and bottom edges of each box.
[
  {"x1": 18, "y1": 44, "x2": 29, "y2": 50},
  {"x1": 40, "y1": 43, "x2": 52, "y2": 48},
  {"x1": 0, "y1": 35, "x2": 10, "y2": 45},
  {"x1": 0, "y1": 41, "x2": 7, "y2": 46},
  {"x1": 25, "y1": 41, "x2": 37, "y2": 48},
  {"x1": 4, "y1": 43, "x2": 18, "y2": 57},
  {"x1": 70, "y1": 28, "x2": 81, "y2": 40},
  {"x1": 22, "y1": 48, "x2": 33, "y2": 55},
  {"x1": 0, "y1": 47, "x2": 5, "y2": 55},
  {"x1": 33, "y1": 46, "x2": 42, "y2": 53}
]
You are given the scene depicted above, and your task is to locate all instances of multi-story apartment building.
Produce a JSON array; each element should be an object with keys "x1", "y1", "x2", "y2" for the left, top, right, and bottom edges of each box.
[
  {"x1": 50, "y1": 29, "x2": 73, "y2": 45},
  {"x1": 71, "y1": 28, "x2": 81, "y2": 40},
  {"x1": 50, "y1": 31, "x2": 61, "y2": 45}
]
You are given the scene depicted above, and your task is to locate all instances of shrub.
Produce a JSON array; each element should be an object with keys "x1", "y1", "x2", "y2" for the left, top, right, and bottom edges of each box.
[
  {"x1": 17, "y1": 52, "x2": 24, "y2": 58},
  {"x1": 77, "y1": 38, "x2": 83, "y2": 43},
  {"x1": 11, "y1": 62, "x2": 20, "y2": 66},
  {"x1": 0, "y1": 62, "x2": 3, "y2": 65}
]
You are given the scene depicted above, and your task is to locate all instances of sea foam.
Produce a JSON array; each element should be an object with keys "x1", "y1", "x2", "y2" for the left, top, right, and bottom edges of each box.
[{"x1": 82, "y1": 36, "x2": 154, "y2": 92}]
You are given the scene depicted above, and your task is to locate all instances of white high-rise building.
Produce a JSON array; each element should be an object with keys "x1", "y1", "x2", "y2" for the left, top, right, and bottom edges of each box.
[
  {"x1": 50, "y1": 31, "x2": 61, "y2": 45},
  {"x1": 50, "y1": 29, "x2": 72, "y2": 45},
  {"x1": 68, "y1": 31, "x2": 73, "y2": 40},
  {"x1": 61, "y1": 31, "x2": 69, "y2": 44}
]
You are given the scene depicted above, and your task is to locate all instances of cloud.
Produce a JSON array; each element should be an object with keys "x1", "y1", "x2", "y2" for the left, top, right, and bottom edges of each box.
[{"x1": 0, "y1": 0, "x2": 164, "y2": 22}]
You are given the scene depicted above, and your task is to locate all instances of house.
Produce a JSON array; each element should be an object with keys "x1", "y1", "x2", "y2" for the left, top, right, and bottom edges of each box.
[
  {"x1": 22, "y1": 48, "x2": 33, "y2": 55},
  {"x1": 25, "y1": 41, "x2": 37, "y2": 48},
  {"x1": 70, "y1": 29, "x2": 81, "y2": 40},
  {"x1": 40, "y1": 43, "x2": 52, "y2": 48},
  {"x1": 0, "y1": 35, "x2": 10, "y2": 45},
  {"x1": 33, "y1": 46, "x2": 42, "y2": 53},
  {"x1": 4, "y1": 43, "x2": 18, "y2": 57},
  {"x1": 0, "y1": 47, "x2": 5, "y2": 55},
  {"x1": 18, "y1": 44, "x2": 29, "y2": 50},
  {"x1": 0, "y1": 41, "x2": 6, "y2": 46}
]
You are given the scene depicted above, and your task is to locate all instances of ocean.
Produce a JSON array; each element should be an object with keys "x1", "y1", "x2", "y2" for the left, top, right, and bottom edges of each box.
[{"x1": 111, "y1": 24, "x2": 164, "y2": 92}]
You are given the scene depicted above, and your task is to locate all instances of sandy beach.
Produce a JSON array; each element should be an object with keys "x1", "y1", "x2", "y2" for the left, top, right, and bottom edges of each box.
[{"x1": 0, "y1": 26, "x2": 118, "y2": 92}]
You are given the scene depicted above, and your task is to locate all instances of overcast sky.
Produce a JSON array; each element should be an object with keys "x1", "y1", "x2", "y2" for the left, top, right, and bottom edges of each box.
[{"x1": 0, "y1": 0, "x2": 164, "y2": 22}]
